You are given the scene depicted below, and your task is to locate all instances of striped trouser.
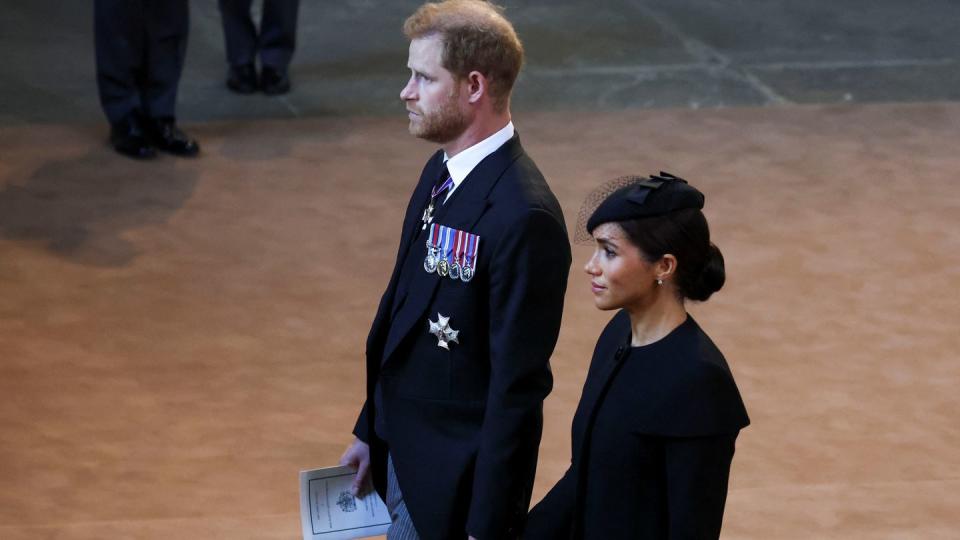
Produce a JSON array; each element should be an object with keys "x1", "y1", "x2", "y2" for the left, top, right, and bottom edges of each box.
[{"x1": 386, "y1": 454, "x2": 421, "y2": 540}]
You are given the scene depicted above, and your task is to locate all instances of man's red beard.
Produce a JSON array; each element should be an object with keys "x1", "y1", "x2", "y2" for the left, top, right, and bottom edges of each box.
[{"x1": 408, "y1": 89, "x2": 469, "y2": 144}]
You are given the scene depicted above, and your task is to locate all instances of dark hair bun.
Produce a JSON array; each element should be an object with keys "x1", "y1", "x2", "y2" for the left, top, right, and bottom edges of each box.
[{"x1": 684, "y1": 243, "x2": 725, "y2": 301}]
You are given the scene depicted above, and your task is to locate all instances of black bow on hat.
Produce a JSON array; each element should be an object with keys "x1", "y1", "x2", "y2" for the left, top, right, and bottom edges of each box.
[{"x1": 586, "y1": 172, "x2": 705, "y2": 234}]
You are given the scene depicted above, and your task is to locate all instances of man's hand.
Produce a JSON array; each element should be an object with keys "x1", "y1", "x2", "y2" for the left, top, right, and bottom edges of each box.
[{"x1": 339, "y1": 437, "x2": 371, "y2": 497}]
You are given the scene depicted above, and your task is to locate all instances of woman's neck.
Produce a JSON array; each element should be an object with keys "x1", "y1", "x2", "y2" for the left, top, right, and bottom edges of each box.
[{"x1": 626, "y1": 296, "x2": 688, "y2": 347}]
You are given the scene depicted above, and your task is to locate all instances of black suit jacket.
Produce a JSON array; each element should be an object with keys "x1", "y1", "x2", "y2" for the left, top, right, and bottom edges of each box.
[
  {"x1": 526, "y1": 311, "x2": 750, "y2": 539},
  {"x1": 354, "y1": 134, "x2": 571, "y2": 540}
]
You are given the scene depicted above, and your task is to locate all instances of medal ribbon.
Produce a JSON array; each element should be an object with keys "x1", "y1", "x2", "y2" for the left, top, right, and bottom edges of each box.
[
  {"x1": 452, "y1": 230, "x2": 464, "y2": 266},
  {"x1": 432, "y1": 176, "x2": 454, "y2": 200},
  {"x1": 441, "y1": 225, "x2": 454, "y2": 261},
  {"x1": 465, "y1": 233, "x2": 479, "y2": 271},
  {"x1": 428, "y1": 223, "x2": 441, "y2": 248}
]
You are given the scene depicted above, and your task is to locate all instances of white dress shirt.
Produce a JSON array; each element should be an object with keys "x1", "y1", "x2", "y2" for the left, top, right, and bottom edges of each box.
[{"x1": 441, "y1": 121, "x2": 515, "y2": 203}]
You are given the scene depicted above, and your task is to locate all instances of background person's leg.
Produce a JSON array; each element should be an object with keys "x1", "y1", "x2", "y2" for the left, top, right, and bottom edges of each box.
[
  {"x1": 217, "y1": 0, "x2": 258, "y2": 69},
  {"x1": 258, "y1": 0, "x2": 298, "y2": 94},
  {"x1": 94, "y1": 0, "x2": 154, "y2": 158},
  {"x1": 218, "y1": 0, "x2": 259, "y2": 93},
  {"x1": 94, "y1": 0, "x2": 145, "y2": 125},
  {"x1": 141, "y1": 0, "x2": 197, "y2": 157}
]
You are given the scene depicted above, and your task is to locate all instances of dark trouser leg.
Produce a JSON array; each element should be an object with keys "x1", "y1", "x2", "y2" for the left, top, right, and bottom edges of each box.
[
  {"x1": 218, "y1": 0, "x2": 257, "y2": 67},
  {"x1": 94, "y1": 0, "x2": 145, "y2": 124},
  {"x1": 141, "y1": 0, "x2": 189, "y2": 120},
  {"x1": 258, "y1": 0, "x2": 299, "y2": 70}
]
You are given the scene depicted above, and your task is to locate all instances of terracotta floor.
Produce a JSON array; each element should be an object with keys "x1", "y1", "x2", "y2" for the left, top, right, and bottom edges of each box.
[{"x1": 1, "y1": 103, "x2": 959, "y2": 539}]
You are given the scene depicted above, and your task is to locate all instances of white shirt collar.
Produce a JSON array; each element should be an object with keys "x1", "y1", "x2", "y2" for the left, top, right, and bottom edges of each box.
[{"x1": 442, "y1": 121, "x2": 515, "y2": 201}]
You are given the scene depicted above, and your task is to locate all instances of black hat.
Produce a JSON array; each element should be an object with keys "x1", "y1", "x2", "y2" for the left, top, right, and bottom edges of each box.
[{"x1": 584, "y1": 172, "x2": 705, "y2": 235}]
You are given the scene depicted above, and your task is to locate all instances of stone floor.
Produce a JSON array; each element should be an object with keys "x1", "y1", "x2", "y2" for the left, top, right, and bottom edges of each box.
[{"x1": 3, "y1": 103, "x2": 959, "y2": 538}]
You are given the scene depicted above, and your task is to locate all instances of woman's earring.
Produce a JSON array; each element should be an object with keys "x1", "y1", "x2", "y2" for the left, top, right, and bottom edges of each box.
[{"x1": 656, "y1": 278, "x2": 663, "y2": 286}]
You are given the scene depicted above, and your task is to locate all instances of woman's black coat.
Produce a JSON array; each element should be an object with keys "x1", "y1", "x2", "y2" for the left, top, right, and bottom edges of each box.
[{"x1": 525, "y1": 311, "x2": 749, "y2": 539}]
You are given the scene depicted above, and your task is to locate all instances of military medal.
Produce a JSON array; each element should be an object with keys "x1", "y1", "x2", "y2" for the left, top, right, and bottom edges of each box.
[
  {"x1": 428, "y1": 313, "x2": 459, "y2": 349},
  {"x1": 448, "y1": 230, "x2": 463, "y2": 280},
  {"x1": 421, "y1": 202, "x2": 435, "y2": 230},
  {"x1": 423, "y1": 245, "x2": 439, "y2": 273},
  {"x1": 460, "y1": 260, "x2": 474, "y2": 282},
  {"x1": 436, "y1": 224, "x2": 452, "y2": 277},
  {"x1": 421, "y1": 174, "x2": 454, "y2": 229},
  {"x1": 423, "y1": 224, "x2": 440, "y2": 273},
  {"x1": 423, "y1": 224, "x2": 480, "y2": 282},
  {"x1": 460, "y1": 232, "x2": 479, "y2": 282}
]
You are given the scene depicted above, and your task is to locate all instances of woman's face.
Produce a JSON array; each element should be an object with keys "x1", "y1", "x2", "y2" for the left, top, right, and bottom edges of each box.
[{"x1": 584, "y1": 222, "x2": 660, "y2": 311}]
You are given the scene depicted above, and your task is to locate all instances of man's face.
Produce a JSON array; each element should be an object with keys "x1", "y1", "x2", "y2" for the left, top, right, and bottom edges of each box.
[{"x1": 400, "y1": 35, "x2": 469, "y2": 143}]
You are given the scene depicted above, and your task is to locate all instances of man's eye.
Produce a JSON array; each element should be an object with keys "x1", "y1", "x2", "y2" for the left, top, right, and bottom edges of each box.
[{"x1": 604, "y1": 248, "x2": 615, "y2": 257}]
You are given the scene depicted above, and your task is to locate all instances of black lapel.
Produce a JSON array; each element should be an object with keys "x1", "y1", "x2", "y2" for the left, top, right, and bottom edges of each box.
[
  {"x1": 367, "y1": 151, "x2": 445, "y2": 355},
  {"x1": 380, "y1": 135, "x2": 525, "y2": 366},
  {"x1": 398, "y1": 152, "x2": 446, "y2": 270}
]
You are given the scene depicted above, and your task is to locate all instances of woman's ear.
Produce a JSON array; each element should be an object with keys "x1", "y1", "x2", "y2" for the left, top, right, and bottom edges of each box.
[{"x1": 656, "y1": 254, "x2": 678, "y2": 282}]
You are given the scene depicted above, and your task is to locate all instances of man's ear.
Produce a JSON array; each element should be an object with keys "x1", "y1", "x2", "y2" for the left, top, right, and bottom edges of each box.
[{"x1": 465, "y1": 71, "x2": 486, "y2": 104}]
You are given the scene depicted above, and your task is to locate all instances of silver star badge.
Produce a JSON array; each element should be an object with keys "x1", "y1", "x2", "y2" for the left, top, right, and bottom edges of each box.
[{"x1": 428, "y1": 313, "x2": 459, "y2": 349}]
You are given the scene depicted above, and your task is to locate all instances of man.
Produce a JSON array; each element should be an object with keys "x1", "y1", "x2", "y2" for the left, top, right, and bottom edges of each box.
[
  {"x1": 94, "y1": 0, "x2": 199, "y2": 159},
  {"x1": 218, "y1": 0, "x2": 299, "y2": 95},
  {"x1": 339, "y1": 1, "x2": 571, "y2": 539}
]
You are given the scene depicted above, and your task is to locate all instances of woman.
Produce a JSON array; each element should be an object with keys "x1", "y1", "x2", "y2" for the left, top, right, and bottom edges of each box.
[{"x1": 525, "y1": 173, "x2": 749, "y2": 539}]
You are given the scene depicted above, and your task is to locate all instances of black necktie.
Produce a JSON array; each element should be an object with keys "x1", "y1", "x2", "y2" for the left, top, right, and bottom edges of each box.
[{"x1": 434, "y1": 163, "x2": 450, "y2": 192}]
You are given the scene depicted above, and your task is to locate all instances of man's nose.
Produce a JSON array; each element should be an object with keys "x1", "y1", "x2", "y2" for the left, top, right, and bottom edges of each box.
[{"x1": 400, "y1": 78, "x2": 415, "y2": 101}]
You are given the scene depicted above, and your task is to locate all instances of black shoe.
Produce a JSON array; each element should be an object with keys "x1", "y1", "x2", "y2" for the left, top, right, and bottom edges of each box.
[
  {"x1": 260, "y1": 66, "x2": 291, "y2": 95},
  {"x1": 227, "y1": 63, "x2": 258, "y2": 94},
  {"x1": 110, "y1": 114, "x2": 156, "y2": 159},
  {"x1": 144, "y1": 117, "x2": 200, "y2": 157}
]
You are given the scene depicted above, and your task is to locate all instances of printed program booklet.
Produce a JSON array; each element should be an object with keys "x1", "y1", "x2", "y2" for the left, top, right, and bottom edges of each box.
[{"x1": 299, "y1": 465, "x2": 391, "y2": 540}]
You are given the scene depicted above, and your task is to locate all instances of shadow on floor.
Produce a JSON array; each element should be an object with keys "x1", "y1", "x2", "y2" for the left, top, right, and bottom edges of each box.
[{"x1": 0, "y1": 149, "x2": 198, "y2": 267}]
